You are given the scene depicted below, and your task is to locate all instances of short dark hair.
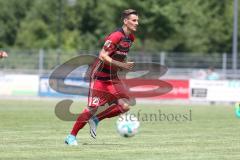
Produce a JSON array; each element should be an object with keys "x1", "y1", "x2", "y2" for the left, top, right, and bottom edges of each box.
[{"x1": 121, "y1": 9, "x2": 138, "y2": 20}]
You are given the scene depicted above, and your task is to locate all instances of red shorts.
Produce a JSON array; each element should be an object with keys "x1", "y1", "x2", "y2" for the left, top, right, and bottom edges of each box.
[{"x1": 88, "y1": 79, "x2": 129, "y2": 108}]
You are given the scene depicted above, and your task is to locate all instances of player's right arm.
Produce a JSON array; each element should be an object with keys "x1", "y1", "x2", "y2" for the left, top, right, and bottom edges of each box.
[{"x1": 99, "y1": 48, "x2": 134, "y2": 70}]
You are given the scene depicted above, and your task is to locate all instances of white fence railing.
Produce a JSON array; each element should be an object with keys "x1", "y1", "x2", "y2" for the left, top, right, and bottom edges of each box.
[{"x1": 0, "y1": 49, "x2": 239, "y2": 79}]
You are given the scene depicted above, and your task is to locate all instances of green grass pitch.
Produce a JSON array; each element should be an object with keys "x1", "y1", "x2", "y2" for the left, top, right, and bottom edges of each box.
[{"x1": 0, "y1": 99, "x2": 239, "y2": 160}]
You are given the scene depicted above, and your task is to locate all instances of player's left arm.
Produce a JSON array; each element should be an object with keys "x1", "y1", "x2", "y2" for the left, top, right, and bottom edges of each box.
[
  {"x1": 99, "y1": 33, "x2": 135, "y2": 70},
  {"x1": 99, "y1": 49, "x2": 134, "y2": 70}
]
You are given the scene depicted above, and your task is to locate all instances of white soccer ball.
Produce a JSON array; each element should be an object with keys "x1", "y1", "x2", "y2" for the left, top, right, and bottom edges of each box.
[{"x1": 116, "y1": 114, "x2": 140, "y2": 137}]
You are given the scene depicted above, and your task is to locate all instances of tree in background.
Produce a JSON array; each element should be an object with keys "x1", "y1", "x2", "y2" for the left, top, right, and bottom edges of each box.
[
  {"x1": 0, "y1": 0, "x2": 33, "y2": 48},
  {"x1": 0, "y1": 0, "x2": 235, "y2": 54},
  {"x1": 160, "y1": 0, "x2": 233, "y2": 53}
]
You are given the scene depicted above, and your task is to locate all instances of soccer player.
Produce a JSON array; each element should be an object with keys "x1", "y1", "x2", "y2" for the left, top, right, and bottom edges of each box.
[
  {"x1": 65, "y1": 9, "x2": 139, "y2": 145},
  {"x1": 0, "y1": 51, "x2": 8, "y2": 58}
]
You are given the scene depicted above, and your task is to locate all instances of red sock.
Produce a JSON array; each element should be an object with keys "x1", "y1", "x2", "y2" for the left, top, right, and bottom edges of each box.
[
  {"x1": 70, "y1": 108, "x2": 92, "y2": 136},
  {"x1": 97, "y1": 104, "x2": 129, "y2": 121}
]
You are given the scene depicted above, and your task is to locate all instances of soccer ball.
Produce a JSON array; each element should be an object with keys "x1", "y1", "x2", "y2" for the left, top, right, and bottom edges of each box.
[{"x1": 116, "y1": 114, "x2": 140, "y2": 137}]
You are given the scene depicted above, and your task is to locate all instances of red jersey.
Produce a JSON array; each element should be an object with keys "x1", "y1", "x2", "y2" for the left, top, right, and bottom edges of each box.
[
  {"x1": 88, "y1": 28, "x2": 135, "y2": 107},
  {"x1": 92, "y1": 28, "x2": 135, "y2": 80}
]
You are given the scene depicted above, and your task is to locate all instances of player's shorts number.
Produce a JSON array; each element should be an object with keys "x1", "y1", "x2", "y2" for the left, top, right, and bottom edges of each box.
[{"x1": 92, "y1": 97, "x2": 100, "y2": 105}]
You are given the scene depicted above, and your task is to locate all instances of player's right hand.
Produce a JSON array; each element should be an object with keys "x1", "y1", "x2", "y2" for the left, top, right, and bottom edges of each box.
[{"x1": 0, "y1": 51, "x2": 8, "y2": 58}]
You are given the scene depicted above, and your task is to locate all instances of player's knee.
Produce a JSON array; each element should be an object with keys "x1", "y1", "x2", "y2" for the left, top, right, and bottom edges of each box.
[
  {"x1": 122, "y1": 103, "x2": 130, "y2": 112},
  {"x1": 118, "y1": 98, "x2": 130, "y2": 112}
]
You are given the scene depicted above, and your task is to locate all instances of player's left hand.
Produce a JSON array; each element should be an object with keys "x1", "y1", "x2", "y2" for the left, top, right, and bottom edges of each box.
[
  {"x1": 0, "y1": 51, "x2": 8, "y2": 58},
  {"x1": 124, "y1": 61, "x2": 135, "y2": 70}
]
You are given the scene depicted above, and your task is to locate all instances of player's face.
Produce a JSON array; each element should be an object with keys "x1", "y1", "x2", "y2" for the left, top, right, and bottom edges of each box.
[{"x1": 125, "y1": 14, "x2": 139, "y2": 32}]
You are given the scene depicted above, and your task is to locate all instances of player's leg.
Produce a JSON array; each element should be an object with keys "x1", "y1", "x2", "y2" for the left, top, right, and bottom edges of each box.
[
  {"x1": 88, "y1": 99, "x2": 130, "y2": 139},
  {"x1": 70, "y1": 107, "x2": 96, "y2": 136},
  {"x1": 87, "y1": 81, "x2": 111, "y2": 139},
  {"x1": 65, "y1": 107, "x2": 96, "y2": 145},
  {"x1": 95, "y1": 78, "x2": 131, "y2": 121},
  {"x1": 87, "y1": 100, "x2": 110, "y2": 139},
  {"x1": 96, "y1": 98, "x2": 130, "y2": 121},
  {"x1": 88, "y1": 79, "x2": 131, "y2": 138}
]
